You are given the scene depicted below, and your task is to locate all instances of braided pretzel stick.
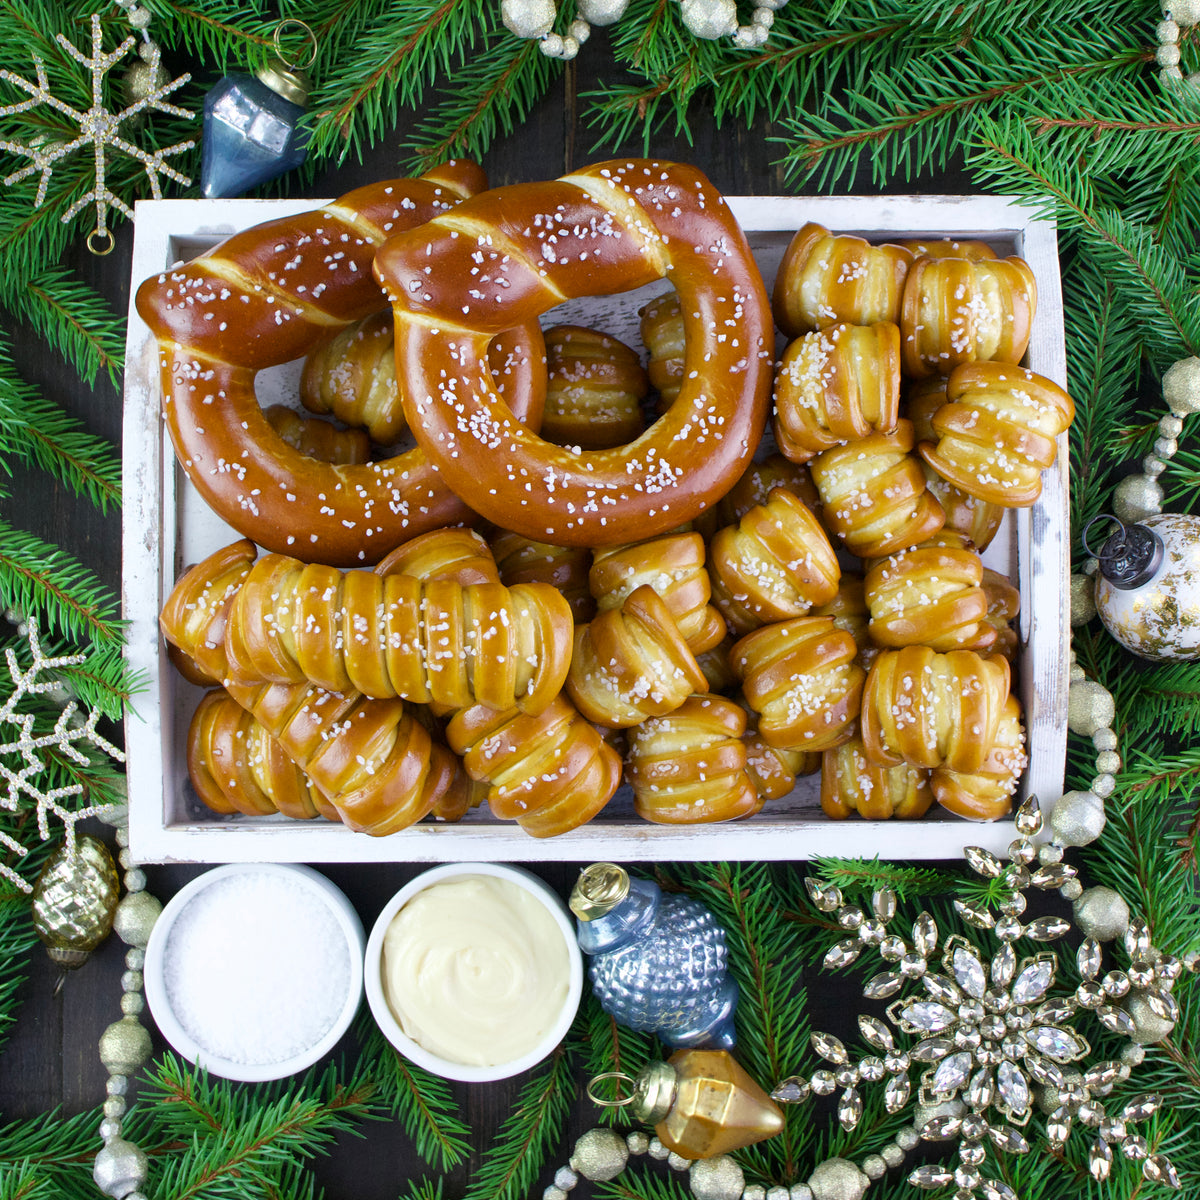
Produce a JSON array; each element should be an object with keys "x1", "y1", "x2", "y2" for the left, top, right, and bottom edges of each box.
[
  {"x1": 374, "y1": 159, "x2": 774, "y2": 548},
  {"x1": 135, "y1": 162, "x2": 546, "y2": 567}
]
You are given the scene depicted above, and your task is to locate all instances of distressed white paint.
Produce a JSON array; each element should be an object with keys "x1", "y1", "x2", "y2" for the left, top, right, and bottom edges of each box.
[{"x1": 123, "y1": 194, "x2": 1069, "y2": 864}]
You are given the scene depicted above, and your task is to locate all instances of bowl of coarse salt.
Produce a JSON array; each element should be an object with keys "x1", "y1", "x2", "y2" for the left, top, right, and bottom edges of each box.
[{"x1": 144, "y1": 864, "x2": 364, "y2": 1082}]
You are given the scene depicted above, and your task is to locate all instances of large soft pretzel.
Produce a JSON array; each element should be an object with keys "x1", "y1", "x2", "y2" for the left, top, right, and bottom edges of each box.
[
  {"x1": 373, "y1": 159, "x2": 774, "y2": 547},
  {"x1": 135, "y1": 162, "x2": 545, "y2": 566}
]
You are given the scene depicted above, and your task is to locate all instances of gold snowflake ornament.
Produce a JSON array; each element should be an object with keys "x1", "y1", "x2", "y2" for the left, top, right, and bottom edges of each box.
[{"x1": 0, "y1": 13, "x2": 194, "y2": 252}]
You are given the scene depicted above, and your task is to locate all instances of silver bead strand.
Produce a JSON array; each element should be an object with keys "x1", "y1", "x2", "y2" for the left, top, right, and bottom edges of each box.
[{"x1": 94, "y1": 798, "x2": 159, "y2": 1199}]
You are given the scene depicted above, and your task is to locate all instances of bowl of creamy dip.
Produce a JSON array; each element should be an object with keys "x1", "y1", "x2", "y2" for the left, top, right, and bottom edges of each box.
[{"x1": 364, "y1": 863, "x2": 583, "y2": 1082}]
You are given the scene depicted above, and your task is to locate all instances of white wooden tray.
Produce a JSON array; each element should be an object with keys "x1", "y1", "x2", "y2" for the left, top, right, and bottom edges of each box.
[{"x1": 123, "y1": 193, "x2": 1069, "y2": 864}]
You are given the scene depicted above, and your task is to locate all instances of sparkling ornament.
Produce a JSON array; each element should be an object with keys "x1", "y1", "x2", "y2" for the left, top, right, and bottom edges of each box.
[
  {"x1": 1067, "y1": 680, "x2": 1115, "y2": 736},
  {"x1": 1049, "y1": 789, "x2": 1107, "y2": 847},
  {"x1": 578, "y1": 0, "x2": 630, "y2": 22},
  {"x1": 689, "y1": 1154, "x2": 745, "y2": 1200},
  {"x1": 590, "y1": 1049, "x2": 784, "y2": 1160},
  {"x1": 0, "y1": 619, "x2": 124, "y2": 892},
  {"x1": 99, "y1": 1016, "x2": 152, "y2": 1075},
  {"x1": 1111, "y1": 475, "x2": 1164, "y2": 523},
  {"x1": 30, "y1": 835, "x2": 119, "y2": 968},
  {"x1": 1070, "y1": 573, "x2": 1098, "y2": 625},
  {"x1": 807, "y1": 1158, "x2": 869, "y2": 1200},
  {"x1": 679, "y1": 0, "x2": 738, "y2": 40},
  {"x1": 200, "y1": 20, "x2": 316, "y2": 198},
  {"x1": 1162, "y1": 356, "x2": 1200, "y2": 415},
  {"x1": 112, "y1": 890, "x2": 161, "y2": 947},
  {"x1": 571, "y1": 863, "x2": 738, "y2": 1048},
  {"x1": 502, "y1": 0, "x2": 558, "y2": 37},
  {"x1": 0, "y1": 14, "x2": 193, "y2": 253},
  {"x1": 93, "y1": 1137, "x2": 147, "y2": 1199},
  {"x1": 569, "y1": 1128, "x2": 630, "y2": 1180},
  {"x1": 1087, "y1": 514, "x2": 1200, "y2": 660},
  {"x1": 1073, "y1": 887, "x2": 1130, "y2": 942}
]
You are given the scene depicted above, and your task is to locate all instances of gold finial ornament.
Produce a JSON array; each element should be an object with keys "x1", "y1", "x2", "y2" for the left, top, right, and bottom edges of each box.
[{"x1": 570, "y1": 862, "x2": 630, "y2": 921}]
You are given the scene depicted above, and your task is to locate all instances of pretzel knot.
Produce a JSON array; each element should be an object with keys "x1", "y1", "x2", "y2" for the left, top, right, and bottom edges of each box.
[
  {"x1": 374, "y1": 159, "x2": 774, "y2": 547},
  {"x1": 135, "y1": 161, "x2": 545, "y2": 567}
]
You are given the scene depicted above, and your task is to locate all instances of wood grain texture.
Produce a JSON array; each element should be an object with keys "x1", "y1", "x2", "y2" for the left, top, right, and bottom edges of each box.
[{"x1": 0, "y1": 36, "x2": 978, "y2": 1198}]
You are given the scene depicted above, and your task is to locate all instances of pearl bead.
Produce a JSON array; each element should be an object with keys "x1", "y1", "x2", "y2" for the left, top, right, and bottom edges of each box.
[
  {"x1": 554, "y1": 1167, "x2": 578, "y2": 1190},
  {"x1": 115, "y1": 828, "x2": 130, "y2": 848},
  {"x1": 1163, "y1": 357, "x2": 1200, "y2": 415},
  {"x1": 1093, "y1": 773, "x2": 1116, "y2": 798},
  {"x1": 125, "y1": 948, "x2": 145, "y2": 971},
  {"x1": 627, "y1": 1131, "x2": 650, "y2": 1155},
  {"x1": 121, "y1": 970, "x2": 143, "y2": 993},
  {"x1": 123, "y1": 869, "x2": 147, "y2": 894},
  {"x1": 98, "y1": 1118, "x2": 122, "y2": 1141},
  {"x1": 568, "y1": 18, "x2": 590, "y2": 41},
  {"x1": 1068, "y1": 663, "x2": 1086, "y2": 683},
  {"x1": 103, "y1": 1096, "x2": 126, "y2": 1119},
  {"x1": 668, "y1": 1152, "x2": 690, "y2": 1171},
  {"x1": 789, "y1": 1186, "x2": 814, "y2": 1200},
  {"x1": 501, "y1": 0, "x2": 557, "y2": 38},
  {"x1": 1112, "y1": 474, "x2": 1163, "y2": 522},
  {"x1": 743, "y1": 1186, "x2": 766, "y2": 1200},
  {"x1": 1154, "y1": 436, "x2": 1178, "y2": 459},
  {"x1": 896, "y1": 1127, "x2": 919, "y2": 1150},
  {"x1": 753, "y1": 8, "x2": 775, "y2": 27},
  {"x1": 1049, "y1": 790, "x2": 1106, "y2": 847},
  {"x1": 648, "y1": 1137, "x2": 669, "y2": 1160},
  {"x1": 881, "y1": 1143, "x2": 905, "y2": 1167},
  {"x1": 1059, "y1": 879, "x2": 1083, "y2": 901},
  {"x1": 543, "y1": 1188, "x2": 567, "y2": 1200},
  {"x1": 106, "y1": 1076, "x2": 128, "y2": 1096},
  {"x1": 127, "y1": 6, "x2": 151, "y2": 28},
  {"x1": 862, "y1": 1154, "x2": 887, "y2": 1180},
  {"x1": 1161, "y1": 65, "x2": 1185, "y2": 84},
  {"x1": 93, "y1": 1138, "x2": 147, "y2": 1198},
  {"x1": 1158, "y1": 17, "x2": 1180, "y2": 40},
  {"x1": 120, "y1": 992, "x2": 145, "y2": 1017},
  {"x1": 766, "y1": 1188, "x2": 789, "y2": 1200}
]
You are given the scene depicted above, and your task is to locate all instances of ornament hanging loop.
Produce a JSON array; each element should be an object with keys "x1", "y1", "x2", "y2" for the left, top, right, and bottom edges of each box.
[
  {"x1": 272, "y1": 19, "x2": 318, "y2": 71},
  {"x1": 586, "y1": 1071, "x2": 639, "y2": 1107},
  {"x1": 86, "y1": 227, "x2": 116, "y2": 257}
]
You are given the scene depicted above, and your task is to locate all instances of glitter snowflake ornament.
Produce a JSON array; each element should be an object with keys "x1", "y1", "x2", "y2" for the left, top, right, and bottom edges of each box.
[
  {"x1": 0, "y1": 13, "x2": 194, "y2": 251},
  {"x1": 774, "y1": 797, "x2": 1183, "y2": 1197},
  {"x1": 0, "y1": 620, "x2": 124, "y2": 893}
]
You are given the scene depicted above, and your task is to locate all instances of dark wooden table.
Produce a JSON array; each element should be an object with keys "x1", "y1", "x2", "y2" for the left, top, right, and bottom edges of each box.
[{"x1": 0, "y1": 32, "x2": 972, "y2": 1198}]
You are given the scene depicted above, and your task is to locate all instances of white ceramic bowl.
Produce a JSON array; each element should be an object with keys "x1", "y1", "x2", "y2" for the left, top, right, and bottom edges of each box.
[
  {"x1": 364, "y1": 863, "x2": 583, "y2": 1083},
  {"x1": 144, "y1": 863, "x2": 364, "y2": 1082}
]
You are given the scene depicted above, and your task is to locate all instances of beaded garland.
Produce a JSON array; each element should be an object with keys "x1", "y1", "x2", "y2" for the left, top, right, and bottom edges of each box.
[{"x1": 1155, "y1": 1, "x2": 1200, "y2": 89}]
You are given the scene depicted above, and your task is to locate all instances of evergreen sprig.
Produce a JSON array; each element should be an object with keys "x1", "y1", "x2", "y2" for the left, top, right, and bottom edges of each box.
[
  {"x1": 459, "y1": 1044, "x2": 575, "y2": 1200},
  {"x1": 356, "y1": 1024, "x2": 472, "y2": 1171}
]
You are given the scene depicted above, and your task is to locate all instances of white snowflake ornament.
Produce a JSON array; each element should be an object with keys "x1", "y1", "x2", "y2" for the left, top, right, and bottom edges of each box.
[{"x1": 0, "y1": 14, "x2": 194, "y2": 251}]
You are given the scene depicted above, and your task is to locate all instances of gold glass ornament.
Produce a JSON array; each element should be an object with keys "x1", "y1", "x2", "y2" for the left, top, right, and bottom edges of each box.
[
  {"x1": 589, "y1": 1048, "x2": 784, "y2": 1160},
  {"x1": 30, "y1": 835, "x2": 119, "y2": 969}
]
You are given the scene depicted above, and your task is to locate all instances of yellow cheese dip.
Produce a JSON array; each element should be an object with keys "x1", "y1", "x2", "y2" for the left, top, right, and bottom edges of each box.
[{"x1": 381, "y1": 875, "x2": 571, "y2": 1067}]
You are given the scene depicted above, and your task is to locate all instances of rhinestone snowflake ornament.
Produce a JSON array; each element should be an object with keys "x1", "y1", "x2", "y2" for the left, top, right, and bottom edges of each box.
[
  {"x1": 774, "y1": 797, "x2": 1182, "y2": 1197},
  {"x1": 0, "y1": 14, "x2": 193, "y2": 249}
]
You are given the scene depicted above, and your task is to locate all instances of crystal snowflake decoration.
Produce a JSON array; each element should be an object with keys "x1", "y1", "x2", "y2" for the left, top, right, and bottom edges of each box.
[
  {"x1": 0, "y1": 619, "x2": 124, "y2": 892},
  {"x1": 0, "y1": 14, "x2": 194, "y2": 248},
  {"x1": 774, "y1": 797, "x2": 1183, "y2": 1197}
]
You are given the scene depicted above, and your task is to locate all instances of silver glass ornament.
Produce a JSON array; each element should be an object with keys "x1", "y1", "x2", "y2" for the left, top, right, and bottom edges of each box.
[
  {"x1": 571, "y1": 863, "x2": 738, "y2": 1048},
  {"x1": 1089, "y1": 513, "x2": 1200, "y2": 659}
]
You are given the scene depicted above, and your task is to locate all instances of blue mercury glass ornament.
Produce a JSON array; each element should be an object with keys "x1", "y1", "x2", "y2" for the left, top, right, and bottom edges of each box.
[
  {"x1": 200, "y1": 22, "x2": 315, "y2": 199},
  {"x1": 570, "y1": 863, "x2": 738, "y2": 1049}
]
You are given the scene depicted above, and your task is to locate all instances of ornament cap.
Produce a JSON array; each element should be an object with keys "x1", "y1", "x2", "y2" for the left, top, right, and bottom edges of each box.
[
  {"x1": 254, "y1": 62, "x2": 310, "y2": 107},
  {"x1": 1083, "y1": 515, "x2": 1163, "y2": 590},
  {"x1": 632, "y1": 1060, "x2": 680, "y2": 1124},
  {"x1": 570, "y1": 862, "x2": 630, "y2": 921}
]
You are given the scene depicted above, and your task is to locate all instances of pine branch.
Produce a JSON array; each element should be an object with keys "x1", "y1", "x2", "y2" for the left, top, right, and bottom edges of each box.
[
  {"x1": 577, "y1": 992, "x2": 654, "y2": 1125},
  {"x1": 357, "y1": 1026, "x2": 471, "y2": 1171},
  {"x1": 4, "y1": 269, "x2": 124, "y2": 390},
  {"x1": 307, "y1": 0, "x2": 484, "y2": 165},
  {"x1": 406, "y1": 36, "x2": 558, "y2": 173},
  {"x1": 0, "y1": 333, "x2": 122, "y2": 513},
  {"x1": 814, "y1": 857, "x2": 961, "y2": 899},
  {"x1": 594, "y1": 1169, "x2": 692, "y2": 1200},
  {"x1": 460, "y1": 1045, "x2": 575, "y2": 1200},
  {"x1": 142, "y1": 0, "x2": 274, "y2": 73},
  {"x1": 0, "y1": 520, "x2": 123, "y2": 651}
]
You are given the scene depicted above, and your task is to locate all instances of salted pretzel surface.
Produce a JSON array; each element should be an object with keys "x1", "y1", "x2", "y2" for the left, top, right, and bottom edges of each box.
[
  {"x1": 135, "y1": 161, "x2": 545, "y2": 567},
  {"x1": 373, "y1": 159, "x2": 774, "y2": 547}
]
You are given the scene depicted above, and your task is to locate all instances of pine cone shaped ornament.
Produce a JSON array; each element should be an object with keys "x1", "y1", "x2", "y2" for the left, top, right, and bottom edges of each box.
[{"x1": 571, "y1": 863, "x2": 738, "y2": 1048}]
